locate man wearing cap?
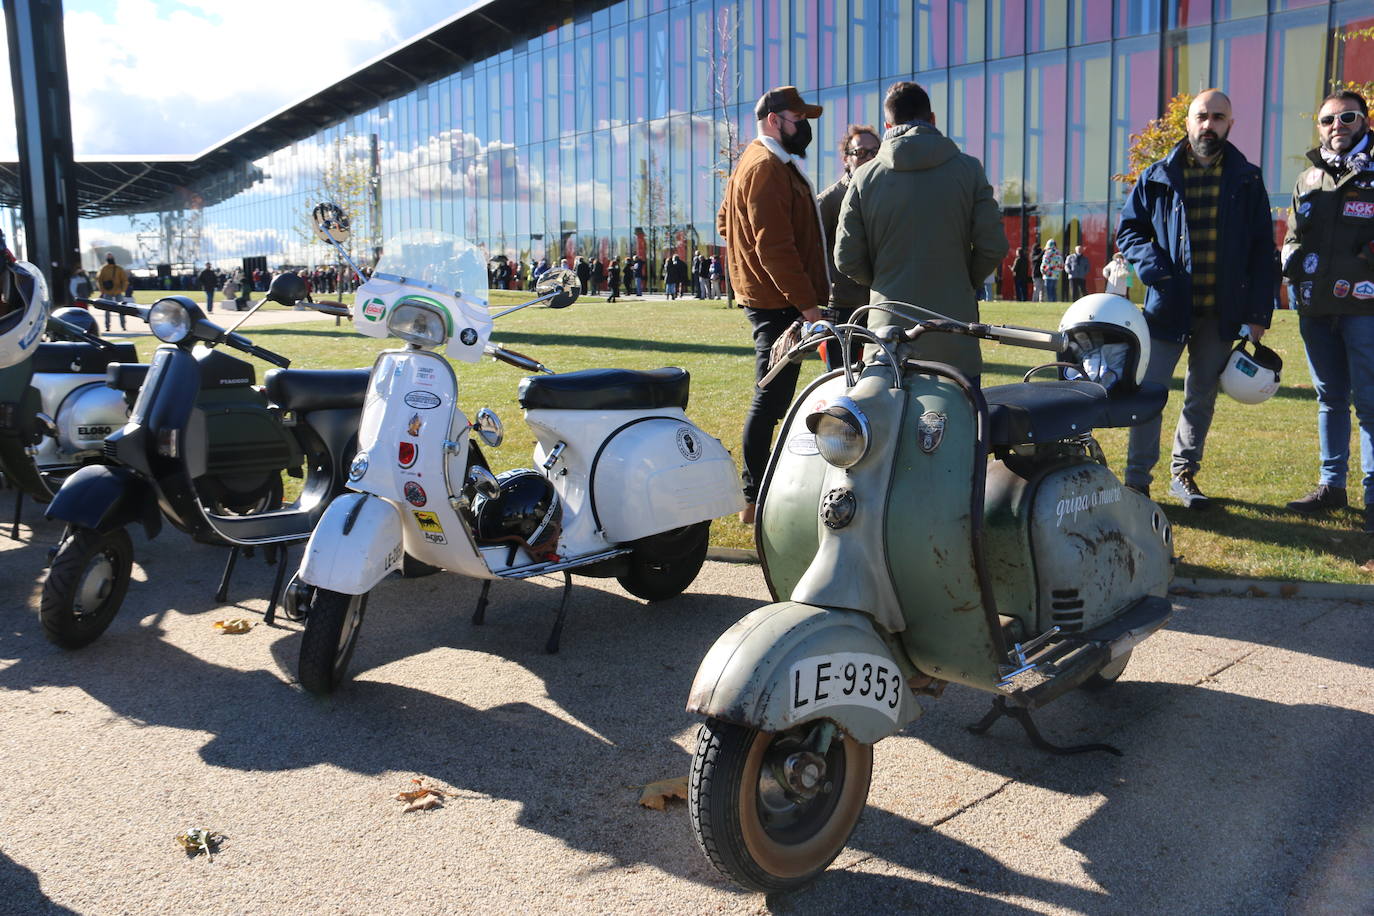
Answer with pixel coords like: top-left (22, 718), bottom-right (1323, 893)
top-left (717, 85), bottom-right (830, 526)
top-left (835, 81), bottom-right (1007, 378)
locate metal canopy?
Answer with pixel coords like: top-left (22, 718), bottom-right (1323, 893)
top-left (0, 0), bottom-right (599, 219)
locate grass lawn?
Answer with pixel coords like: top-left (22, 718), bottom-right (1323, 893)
top-left (123, 288), bottom-right (1374, 584)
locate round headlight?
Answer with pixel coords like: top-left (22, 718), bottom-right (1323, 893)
top-left (804, 397), bottom-right (871, 468)
top-left (148, 299), bottom-right (191, 343)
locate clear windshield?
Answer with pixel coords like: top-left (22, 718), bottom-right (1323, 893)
top-left (372, 229), bottom-right (489, 307)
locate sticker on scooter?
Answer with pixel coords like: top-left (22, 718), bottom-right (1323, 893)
top-left (412, 510), bottom-right (446, 545)
top-left (407, 413), bottom-right (423, 436)
top-left (459, 328), bottom-right (479, 346)
top-left (404, 390), bottom-right (441, 409)
top-left (398, 441), bottom-right (418, 468)
top-left (415, 365), bottom-right (436, 387)
top-left (787, 433), bottom-right (820, 456)
top-left (917, 411), bottom-right (946, 454)
top-left (1055, 486), bottom-right (1122, 526)
top-left (676, 427), bottom-right (702, 461)
top-left (404, 481), bottom-right (427, 507)
top-left (788, 653), bottom-right (902, 723)
top-left (362, 298), bottom-right (387, 321)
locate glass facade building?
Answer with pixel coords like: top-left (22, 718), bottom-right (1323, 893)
top-left (79, 0), bottom-right (1374, 294)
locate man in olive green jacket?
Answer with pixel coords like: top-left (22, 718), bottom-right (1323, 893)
top-left (835, 81), bottom-right (1007, 377)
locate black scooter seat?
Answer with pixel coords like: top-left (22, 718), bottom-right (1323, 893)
top-left (33, 341), bottom-right (138, 374)
top-left (518, 367), bottom-right (690, 411)
top-left (264, 368), bottom-right (371, 412)
top-left (983, 380), bottom-right (1166, 447)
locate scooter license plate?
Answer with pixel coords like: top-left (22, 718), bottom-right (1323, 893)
top-left (788, 653), bottom-right (903, 723)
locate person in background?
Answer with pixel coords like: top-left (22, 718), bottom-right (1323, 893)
top-left (198, 261), bottom-right (218, 313)
top-left (1115, 88), bottom-right (1276, 507)
top-left (1012, 247), bottom-right (1030, 301)
top-left (96, 253), bottom-right (128, 331)
top-left (1040, 239), bottom-right (1064, 301)
top-left (1031, 241), bottom-right (1045, 301)
top-left (68, 265), bottom-right (92, 306)
top-left (1103, 251), bottom-right (1132, 296)
top-left (591, 257), bottom-right (605, 297)
top-left (607, 258), bottom-right (621, 303)
top-left (1065, 244), bottom-right (1090, 300)
top-left (817, 123), bottom-right (880, 370)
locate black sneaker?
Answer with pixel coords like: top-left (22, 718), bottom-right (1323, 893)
top-left (1125, 482), bottom-right (1150, 499)
top-left (1287, 485), bottom-right (1347, 515)
top-left (1169, 472), bottom-right (1210, 510)
top-left (1364, 506), bottom-right (1374, 535)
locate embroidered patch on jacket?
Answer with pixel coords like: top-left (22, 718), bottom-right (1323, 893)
top-left (1353, 281), bottom-right (1374, 299)
top-left (1334, 279), bottom-right (1351, 298)
top-left (1304, 252), bottom-right (1319, 274)
top-left (1343, 199), bottom-right (1374, 219)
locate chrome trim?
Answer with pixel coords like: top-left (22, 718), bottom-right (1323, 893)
top-left (493, 546), bottom-right (632, 580)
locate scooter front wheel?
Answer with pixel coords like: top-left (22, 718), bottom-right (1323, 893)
top-left (40, 526), bottom-right (134, 649)
top-left (616, 521), bottom-right (709, 601)
top-left (297, 588), bottom-right (368, 694)
top-left (689, 717), bottom-right (872, 893)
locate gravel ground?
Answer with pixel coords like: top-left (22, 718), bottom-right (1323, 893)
top-left (1, 511), bottom-right (1371, 915)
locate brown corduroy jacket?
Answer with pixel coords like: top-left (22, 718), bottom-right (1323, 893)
top-left (716, 138), bottom-right (829, 311)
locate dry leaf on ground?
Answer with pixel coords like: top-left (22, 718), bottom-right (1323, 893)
top-left (1279, 584), bottom-right (1299, 598)
top-left (213, 619), bottom-right (254, 634)
top-left (396, 778), bottom-right (447, 812)
top-left (176, 827), bottom-right (226, 860)
top-left (637, 776), bottom-right (689, 811)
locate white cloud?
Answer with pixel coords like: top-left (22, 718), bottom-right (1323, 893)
top-left (0, 0), bottom-right (461, 157)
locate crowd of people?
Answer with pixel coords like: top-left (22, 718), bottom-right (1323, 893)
top-left (485, 252), bottom-right (727, 301)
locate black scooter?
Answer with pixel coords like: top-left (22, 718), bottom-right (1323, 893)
top-left (40, 287), bottom-right (369, 648)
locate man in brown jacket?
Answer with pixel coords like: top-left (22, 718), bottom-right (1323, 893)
top-left (717, 86), bottom-right (830, 524)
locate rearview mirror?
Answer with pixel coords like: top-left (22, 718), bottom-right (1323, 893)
top-left (312, 203), bottom-right (351, 244)
top-left (267, 272), bottom-right (308, 306)
top-left (534, 267), bottom-right (580, 309)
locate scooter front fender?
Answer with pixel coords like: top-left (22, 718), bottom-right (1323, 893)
top-left (44, 464), bottom-right (162, 538)
top-left (687, 601), bottom-right (922, 745)
top-left (297, 493), bottom-right (403, 595)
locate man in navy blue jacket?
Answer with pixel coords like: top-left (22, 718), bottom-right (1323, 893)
top-left (1115, 89), bottom-right (1276, 508)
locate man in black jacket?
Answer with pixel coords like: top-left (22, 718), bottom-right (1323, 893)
top-left (1115, 88), bottom-right (1276, 508)
top-left (197, 262), bottom-right (218, 313)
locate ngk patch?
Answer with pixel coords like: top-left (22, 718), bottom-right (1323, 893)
top-left (1343, 199), bottom-right (1374, 219)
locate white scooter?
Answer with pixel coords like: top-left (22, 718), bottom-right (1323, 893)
top-left (288, 206), bottom-right (744, 693)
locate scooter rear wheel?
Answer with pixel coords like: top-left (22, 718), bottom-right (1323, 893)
top-left (40, 526), bottom-right (134, 649)
top-left (616, 521), bottom-right (709, 601)
top-left (297, 588), bottom-right (368, 694)
top-left (689, 717), bottom-right (872, 892)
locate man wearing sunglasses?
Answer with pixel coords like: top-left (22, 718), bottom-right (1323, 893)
top-left (817, 124), bottom-right (881, 369)
top-left (718, 85), bottom-right (831, 525)
top-left (1116, 88), bottom-right (1276, 509)
top-left (1282, 90), bottom-right (1374, 532)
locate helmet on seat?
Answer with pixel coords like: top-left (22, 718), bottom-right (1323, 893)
top-left (0, 233), bottom-right (51, 369)
top-left (472, 468), bottom-right (562, 559)
top-left (1057, 293), bottom-right (1150, 391)
top-left (1220, 339), bottom-right (1282, 404)
top-left (48, 306), bottom-right (99, 340)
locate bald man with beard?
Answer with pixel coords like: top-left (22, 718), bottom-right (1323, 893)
top-left (1115, 88), bottom-right (1277, 509)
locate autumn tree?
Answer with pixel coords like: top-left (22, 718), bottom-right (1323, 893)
top-left (299, 138), bottom-right (376, 271)
top-left (1332, 26), bottom-right (1374, 101)
top-left (1112, 92), bottom-right (1192, 188)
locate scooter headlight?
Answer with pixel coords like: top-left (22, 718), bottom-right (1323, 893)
top-left (387, 301), bottom-right (448, 347)
top-left (805, 397), bottom-right (871, 468)
top-left (148, 299), bottom-right (192, 343)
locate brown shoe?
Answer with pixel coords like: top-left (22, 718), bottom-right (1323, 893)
top-left (1287, 485), bottom-right (1347, 515)
top-left (738, 503), bottom-right (756, 526)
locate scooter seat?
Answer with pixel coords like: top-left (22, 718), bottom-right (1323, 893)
top-left (105, 362), bottom-right (150, 392)
top-left (264, 368), bottom-right (371, 412)
top-left (983, 380), bottom-right (1168, 447)
top-left (518, 367), bottom-right (690, 411)
top-left (33, 341), bottom-right (138, 374)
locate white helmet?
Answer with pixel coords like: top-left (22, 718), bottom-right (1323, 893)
top-left (1220, 339), bottom-right (1282, 405)
top-left (0, 239), bottom-right (50, 369)
top-left (1057, 293), bottom-right (1150, 390)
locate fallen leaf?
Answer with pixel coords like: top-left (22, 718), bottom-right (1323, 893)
top-left (403, 794), bottom-right (443, 813)
top-left (176, 827), bottom-right (226, 860)
top-left (213, 619), bottom-right (254, 634)
top-left (1279, 585), bottom-right (1299, 598)
top-left (1245, 585), bottom-right (1268, 598)
top-left (395, 778), bottom-right (447, 812)
top-left (637, 776), bottom-right (689, 811)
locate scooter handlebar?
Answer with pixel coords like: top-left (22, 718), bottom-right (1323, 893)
top-left (981, 324), bottom-right (1062, 350)
top-left (484, 343), bottom-right (550, 374)
top-left (224, 331), bottom-right (292, 369)
top-left (77, 296), bottom-right (142, 317)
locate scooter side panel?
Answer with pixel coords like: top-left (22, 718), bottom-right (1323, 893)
top-left (687, 600), bottom-right (922, 745)
top-left (886, 375), bottom-right (1005, 691)
top-left (1027, 462), bottom-right (1173, 633)
top-left (980, 459), bottom-right (1040, 636)
top-left (297, 493), bottom-right (404, 595)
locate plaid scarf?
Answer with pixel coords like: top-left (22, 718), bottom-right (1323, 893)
top-left (1182, 148), bottom-right (1223, 318)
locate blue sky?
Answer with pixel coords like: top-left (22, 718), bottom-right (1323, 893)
top-left (1, 0), bottom-right (466, 157)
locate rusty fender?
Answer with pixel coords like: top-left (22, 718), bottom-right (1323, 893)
top-left (686, 601), bottom-right (923, 745)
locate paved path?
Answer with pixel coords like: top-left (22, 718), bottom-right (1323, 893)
top-left (0, 513), bottom-right (1370, 914)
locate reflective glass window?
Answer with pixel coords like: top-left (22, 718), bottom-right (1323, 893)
top-left (1112, 36), bottom-right (1161, 201)
top-left (763, 0), bottom-right (788, 89)
top-left (630, 18), bottom-right (649, 121)
top-left (1026, 50), bottom-right (1067, 205)
top-left (880, 0), bottom-right (914, 76)
top-left (691, 0), bottom-right (715, 112)
top-left (576, 42), bottom-right (594, 132)
top-left (850, 0), bottom-right (881, 82)
top-left (987, 58), bottom-right (1025, 206)
top-left (577, 133), bottom-right (594, 232)
top-left (948, 64), bottom-right (986, 161)
top-left (950, 0), bottom-right (986, 65)
top-left (1067, 42), bottom-right (1111, 203)
top-left (817, 0), bottom-right (848, 89)
top-left (1028, 0), bottom-right (1067, 51)
top-left (916, 69), bottom-right (950, 125)
top-left (1263, 8), bottom-right (1328, 196)
top-left (670, 5), bottom-right (690, 114)
top-left (613, 125), bottom-right (631, 228)
top-left (1163, 27), bottom-right (1211, 99)
top-left (1213, 0), bottom-right (1266, 20)
top-left (1214, 16), bottom-right (1267, 158)
top-left (611, 24), bottom-right (630, 126)
top-left (791, 0), bottom-right (817, 93)
top-left (594, 35), bottom-right (611, 129)
top-left (915, 0), bottom-right (949, 70)
top-left (1167, 0), bottom-right (1209, 28)
top-left (989, 0), bottom-right (1027, 60)
top-left (595, 130), bottom-right (612, 229)
top-left (1070, 0), bottom-right (1111, 44)
top-left (738, 0), bottom-right (764, 102)
top-left (1116, 0), bottom-right (1162, 38)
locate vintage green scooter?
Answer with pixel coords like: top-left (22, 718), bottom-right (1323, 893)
top-left (686, 295), bottom-right (1175, 891)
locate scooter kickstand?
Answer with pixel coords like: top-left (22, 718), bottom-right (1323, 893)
top-left (544, 572), bottom-right (574, 654)
top-left (968, 696), bottom-right (1122, 757)
top-left (471, 580), bottom-right (491, 625)
top-left (264, 545), bottom-right (290, 627)
top-left (215, 546), bottom-right (240, 603)
top-left (10, 488), bottom-right (22, 541)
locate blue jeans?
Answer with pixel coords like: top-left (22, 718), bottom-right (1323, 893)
top-left (1299, 314), bottom-right (1374, 505)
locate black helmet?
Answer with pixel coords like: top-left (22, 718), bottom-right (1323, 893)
top-left (472, 468), bottom-right (562, 559)
top-left (49, 306), bottom-right (99, 340)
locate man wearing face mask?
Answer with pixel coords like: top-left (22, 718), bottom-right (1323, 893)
top-left (1282, 90), bottom-right (1374, 531)
top-left (717, 86), bottom-right (830, 525)
top-left (1115, 88), bottom-right (1276, 508)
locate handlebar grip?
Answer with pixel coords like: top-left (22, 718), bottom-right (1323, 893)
top-left (225, 331), bottom-right (291, 368)
top-left (78, 297), bottom-right (141, 316)
top-left (484, 343), bottom-right (548, 373)
top-left (987, 325), bottom-right (1062, 350)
